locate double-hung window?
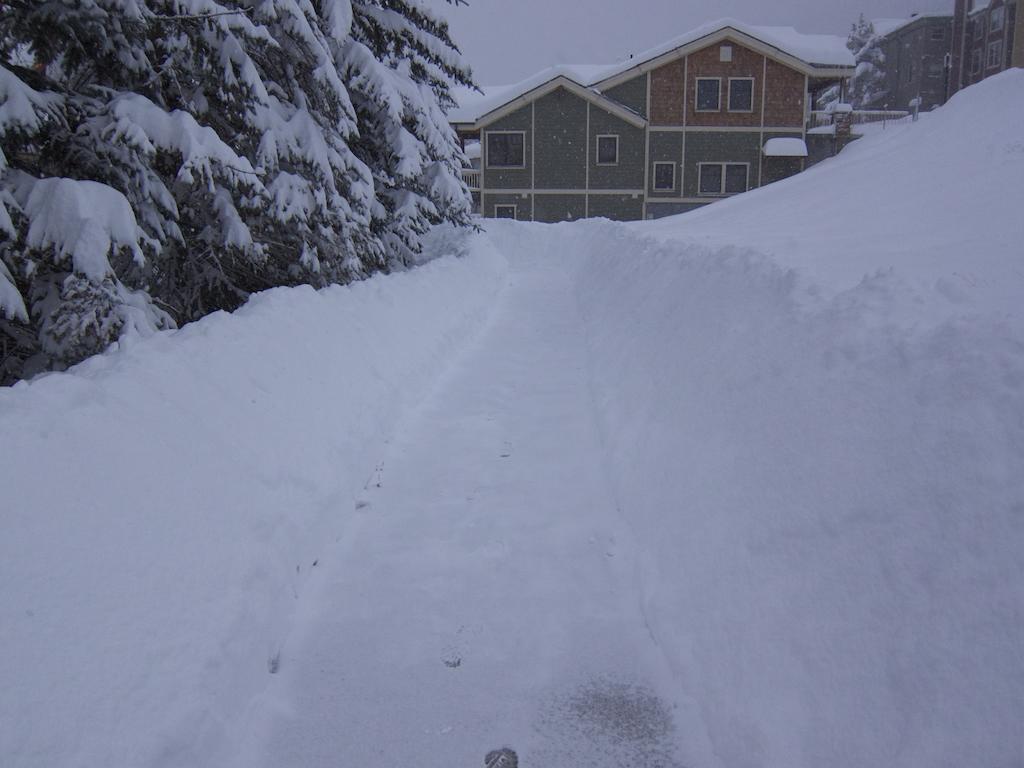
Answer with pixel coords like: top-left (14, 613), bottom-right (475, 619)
top-left (728, 78), bottom-right (754, 112)
top-left (987, 40), bottom-right (1003, 69)
top-left (698, 163), bottom-right (748, 196)
top-left (652, 162), bottom-right (676, 191)
top-left (991, 6), bottom-right (1005, 32)
top-left (494, 204), bottom-right (517, 219)
top-left (596, 135), bottom-right (619, 165)
top-left (695, 78), bottom-right (721, 112)
top-left (486, 132), bottom-right (525, 168)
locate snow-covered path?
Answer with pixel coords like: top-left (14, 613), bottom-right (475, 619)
top-left (247, 247), bottom-right (686, 767)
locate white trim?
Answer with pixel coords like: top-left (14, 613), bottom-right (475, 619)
top-left (592, 27), bottom-right (855, 91)
top-left (642, 73), bottom-right (651, 219)
top-left (646, 196), bottom-right (715, 205)
top-left (585, 103), bottom-right (591, 217)
top-left (595, 133), bottom-right (620, 166)
top-left (697, 161), bottom-right (750, 196)
top-left (494, 203), bottom-right (518, 219)
top-left (727, 77), bottom-right (756, 112)
top-left (485, 130), bottom-right (527, 169)
top-left (681, 54), bottom-right (688, 199)
top-left (649, 125), bottom-right (805, 133)
top-left (485, 188), bottom-right (646, 196)
top-left (652, 161), bottom-right (677, 191)
top-left (695, 77), bottom-right (722, 112)
top-left (530, 103), bottom-right (535, 220)
top-left (472, 75), bottom-right (647, 130)
top-left (758, 56), bottom-right (767, 188)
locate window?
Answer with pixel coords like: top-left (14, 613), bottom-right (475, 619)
top-left (486, 131), bottom-right (525, 168)
top-left (930, 26), bottom-right (946, 41)
top-left (494, 204), bottom-right (517, 219)
top-left (652, 162), bottom-right (676, 191)
top-left (719, 45), bottom-right (733, 62)
top-left (926, 59), bottom-right (944, 78)
top-left (974, 17), bottom-right (985, 40)
top-left (971, 48), bottom-right (983, 74)
top-left (596, 134), bottom-right (619, 165)
top-left (695, 78), bottom-right (721, 112)
top-left (698, 163), bottom-right (748, 196)
top-left (728, 78), bottom-right (754, 112)
top-left (905, 61), bottom-right (915, 83)
top-left (991, 6), bottom-right (1005, 32)
top-left (987, 40), bottom-right (1003, 68)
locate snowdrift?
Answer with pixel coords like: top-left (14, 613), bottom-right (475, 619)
top-left (0, 242), bottom-right (507, 766)
top-left (562, 71), bottom-right (1021, 768)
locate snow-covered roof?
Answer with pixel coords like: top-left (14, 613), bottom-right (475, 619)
top-left (591, 18), bottom-right (855, 86)
top-left (449, 19), bottom-right (854, 127)
top-left (763, 137), bottom-right (809, 157)
top-left (872, 12), bottom-right (953, 38)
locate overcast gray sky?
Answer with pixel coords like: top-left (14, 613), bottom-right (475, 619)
top-left (428, 0), bottom-right (953, 84)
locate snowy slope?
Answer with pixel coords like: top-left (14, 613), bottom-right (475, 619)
top-left (0, 241), bottom-right (507, 767)
top-left (2, 69), bottom-right (1021, 768)
top-left (635, 70), bottom-right (1024, 327)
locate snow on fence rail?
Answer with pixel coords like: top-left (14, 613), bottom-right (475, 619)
top-left (810, 109), bottom-right (911, 128)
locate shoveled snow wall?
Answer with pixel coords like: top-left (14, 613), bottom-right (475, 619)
top-left (569, 222), bottom-right (1023, 768)
top-left (552, 72), bottom-right (1024, 768)
top-left (0, 240), bottom-right (507, 768)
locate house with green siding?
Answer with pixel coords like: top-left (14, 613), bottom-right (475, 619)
top-left (450, 19), bottom-right (855, 222)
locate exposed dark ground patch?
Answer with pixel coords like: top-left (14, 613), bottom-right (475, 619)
top-left (529, 677), bottom-right (684, 767)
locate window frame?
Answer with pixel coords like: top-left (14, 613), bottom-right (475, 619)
top-left (987, 39), bottom-right (1003, 69)
top-left (974, 17), bottom-right (985, 40)
top-left (697, 162), bottom-right (750, 197)
top-left (595, 134), bottom-right (620, 166)
top-left (485, 130), bottom-right (527, 169)
top-left (493, 204), bottom-right (517, 220)
top-left (971, 48), bottom-right (983, 74)
top-left (652, 161), bottom-right (676, 191)
top-left (695, 77), bottom-right (722, 112)
top-left (990, 6), bottom-right (1005, 32)
top-left (727, 77), bottom-right (755, 113)
top-left (930, 26), bottom-right (946, 41)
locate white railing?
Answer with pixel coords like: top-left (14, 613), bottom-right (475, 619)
top-left (809, 109), bottom-right (911, 128)
top-left (460, 168), bottom-right (480, 190)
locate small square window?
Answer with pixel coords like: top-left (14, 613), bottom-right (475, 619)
top-left (653, 162), bottom-right (675, 191)
top-left (696, 78), bottom-right (721, 111)
top-left (494, 204), bottom-right (517, 219)
top-left (486, 132), bottom-right (525, 168)
top-left (596, 135), bottom-right (619, 165)
top-left (698, 164), bottom-right (722, 195)
top-left (724, 164), bottom-right (748, 194)
top-left (720, 45), bottom-right (733, 62)
top-left (728, 78), bottom-right (754, 112)
top-left (926, 59), bottom-right (943, 78)
top-left (930, 26), bottom-right (946, 41)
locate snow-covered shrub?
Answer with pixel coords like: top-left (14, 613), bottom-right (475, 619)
top-left (846, 15), bottom-right (887, 109)
top-left (0, 0), bottom-right (474, 382)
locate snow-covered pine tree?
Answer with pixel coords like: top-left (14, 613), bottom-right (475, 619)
top-left (846, 14), bottom-right (887, 109)
top-left (341, 0), bottom-right (475, 267)
top-left (1, 1), bottom-right (474, 383)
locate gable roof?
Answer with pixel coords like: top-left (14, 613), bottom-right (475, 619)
top-left (450, 19), bottom-right (855, 128)
top-left (451, 71), bottom-right (647, 130)
top-left (590, 19), bottom-right (855, 90)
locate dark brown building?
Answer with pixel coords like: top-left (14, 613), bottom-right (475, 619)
top-left (951, 0), bottom-right (1021, 94)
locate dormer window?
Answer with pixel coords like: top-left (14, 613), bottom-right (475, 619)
top-left (720, 45), bottom-right (733, 62)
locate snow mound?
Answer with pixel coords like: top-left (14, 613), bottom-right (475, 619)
top-left (636, 69), bottom-right (1024, 328)
top-left (0, 241), bottom-right (507, 767)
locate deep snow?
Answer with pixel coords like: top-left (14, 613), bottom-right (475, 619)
top-left (2, 71), bottom-right (1023, 768)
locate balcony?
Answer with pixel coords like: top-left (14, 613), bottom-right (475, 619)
top-left (460, 168), bottom-right (480, 191)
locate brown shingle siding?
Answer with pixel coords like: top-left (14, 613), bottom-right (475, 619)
top-left (685, 42), bottom-right (765, 127)
top-left (650, 60), bottom-right (685, 125)
top-left (763, 59), bottom-right (805, 126)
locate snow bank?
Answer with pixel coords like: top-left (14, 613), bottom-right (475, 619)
top-left (636, 69), bottom-right (1024, 327)
top-left (481, 71), bottom-right (1024, 768)
top-left (0, 239), bottom-right (507, 767)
